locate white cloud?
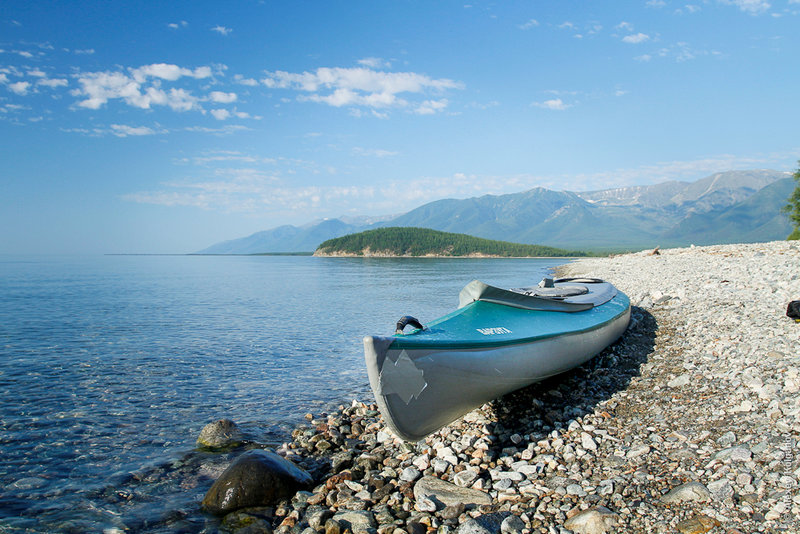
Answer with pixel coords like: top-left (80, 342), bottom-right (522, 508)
top-left (73, 64), bottom-right (211, 111)
top-left (646, 0), bottom-right (667, 7)
top-left (8, 81), bottom-right (30, 95)
top-left (168, 21), bottom-right (188, 29)
top-left (110, 124), bottom-right (162, 137)
top-left (519, 18), bottom-right (540, 29)
top-left (358, 57), bottom-right (391, 69)
top-left (622, 33), bottom-right (650, 43)
top-left (211, 25), bottom-right (232, 35)
top-left (719, 0), bottom-right (771, 13)
top-left (234, 74), bottom-right (259, 86)
top-left (211, 108), bottom-right (231, 120)
top-left (37, 77), bottom-right (68, 88)
top-left (352, 147), bottom-right (399, 158)
top-left (184, 124), bottom-right (251, 135)
top-left (122, 151), bottom-right (797, 221)
top-left (131, 63), bottom-right (211, 82)
top-left (616, 21), bottom-right (634, 31)
top-left (647, 42), bottom-right (711, 62)
top-left (415, 99), bottom-right (449, 115)
top-left (125, 179), bottom-right (372, 214)
top-left (209, 91), bottom-right (237, 103)
top-left (262, 66), bottom-right (463, 115)
top-left (74, 49), bottom-right (95, 55)
top-left (533, 98), bottom-right (569, 110)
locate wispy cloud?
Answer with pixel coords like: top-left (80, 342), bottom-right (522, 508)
top-left (58, 123), bottom-right (168, 137)
top-left (168, 21), bottom-right (188, 29)
top-left (261, 65), bottom-right (463, 116)
top-left (36, 77), bottom-right (68, 88)
top-left (121, 151), bottom-right (796, 221)
top-left (533, 98), bottom-right (570, 110)
top-left (622, 32), bottom-right (650, 44)
top-left (234, 74), bottom-right (259, 86)
top-left (519, 19), bottom-right (540, 30)
top-left (210, 108), bottom-right (257, 120)
top-left (110, 124), bottom-right (164, 137)
top-left (719, 0), bottom-right (771, 14)
top-left (653, 42), bottom-right (719, 62)
top-left (184, 124), bottom-right (251, 135)
top-left (415, 98), bottom-right (449, 115)
top-left (183, 150), bottom-right (273, 166)
top-left (357, 57), bottom-right (391, 69)
top-left (211, 25), bottom-right (232, 35)
top-left (352, 147), bottom-right (399, 158)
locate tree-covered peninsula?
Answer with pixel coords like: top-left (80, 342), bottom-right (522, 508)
top-left (314, 227), bottom-right (590, 257)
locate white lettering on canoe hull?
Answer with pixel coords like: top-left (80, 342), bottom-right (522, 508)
top-left (476, 327), bottom-right (512, 335)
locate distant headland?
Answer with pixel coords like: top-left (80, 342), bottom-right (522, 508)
top-left (313, 227), bottom-right (591, 258)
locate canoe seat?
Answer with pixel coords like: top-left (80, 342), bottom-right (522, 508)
top-left (513, 285), bottom-right (589, 299)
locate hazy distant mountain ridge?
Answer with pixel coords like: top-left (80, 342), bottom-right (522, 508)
top-left (197, 169), bottom-right (794, 253)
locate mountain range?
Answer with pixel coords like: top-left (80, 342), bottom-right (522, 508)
top-left (197, 169), bottom-right (795, 254)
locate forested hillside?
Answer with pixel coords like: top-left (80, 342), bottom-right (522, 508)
top-left (314, 227), bottom-right (589, 257)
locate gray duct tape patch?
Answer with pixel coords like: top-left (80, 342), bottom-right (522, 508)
top-left (378, 350), bottom-right (427, 404)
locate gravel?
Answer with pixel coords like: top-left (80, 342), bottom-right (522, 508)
top-left (211, 240), bottom-right (800, 534)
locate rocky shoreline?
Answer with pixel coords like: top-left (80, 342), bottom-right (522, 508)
top-left (205, 241), bottom-right (800, 534)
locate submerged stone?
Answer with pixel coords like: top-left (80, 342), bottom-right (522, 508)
top-left (197, 419), bottom-right (244, 449)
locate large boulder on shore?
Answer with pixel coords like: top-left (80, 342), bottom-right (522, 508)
top-left (201, 449), bottom-right (313, 515)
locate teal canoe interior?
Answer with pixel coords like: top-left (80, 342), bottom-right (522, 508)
top-left (389, 292), bottom-right (631, 350)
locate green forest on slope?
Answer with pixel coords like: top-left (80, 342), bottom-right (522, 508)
top-left (314, 227), bottom-right (590, 257)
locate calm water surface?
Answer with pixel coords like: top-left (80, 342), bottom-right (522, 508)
top-left (0, 255), bottom-right (567, 532)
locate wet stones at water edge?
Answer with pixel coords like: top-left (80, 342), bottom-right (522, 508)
top-left (198, 242), bottom-right (799, 532)
top-left (197, 418), bottom-right (245, 449)
top-left (202, 449), bottom-right (313, 515)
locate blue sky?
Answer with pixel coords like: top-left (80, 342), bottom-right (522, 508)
top-left (2, 1), bottom-right (798, 254)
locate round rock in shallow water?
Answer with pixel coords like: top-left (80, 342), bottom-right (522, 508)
top-left (197, 419), bottom-right (244, 449)
top-left (202, 449), bottom-right (313, 515)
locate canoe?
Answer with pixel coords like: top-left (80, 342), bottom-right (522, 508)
top-left (364, 278), bottom-right (631, 441)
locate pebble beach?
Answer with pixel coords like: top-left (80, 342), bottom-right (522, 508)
top-left (210, 240), bottom-right (800, 534)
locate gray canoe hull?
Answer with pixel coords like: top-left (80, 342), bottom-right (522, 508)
top-left (364, 304), bottom-right (631, 442)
